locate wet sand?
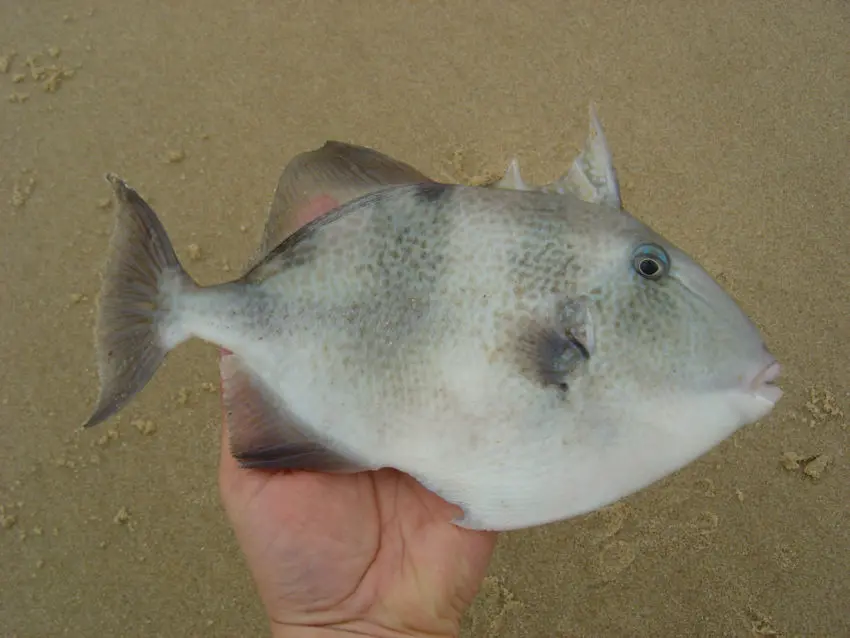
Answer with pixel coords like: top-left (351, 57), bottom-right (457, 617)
top-left (1, 1), bottom-right (848, 636)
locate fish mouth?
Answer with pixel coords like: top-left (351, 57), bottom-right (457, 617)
top-left (748, 360), bottom-right (783, 404)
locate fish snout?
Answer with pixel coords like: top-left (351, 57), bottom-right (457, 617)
top-left (746, 348), bottom-right (782, 404)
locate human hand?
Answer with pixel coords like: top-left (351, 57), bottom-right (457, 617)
top-left (216, 194), bottom-right (498, 638)
top-left (218, 416), bottom-right (497, 637)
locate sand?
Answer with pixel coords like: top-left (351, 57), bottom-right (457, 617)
top-left (1, 1), bottom-right (848, 636)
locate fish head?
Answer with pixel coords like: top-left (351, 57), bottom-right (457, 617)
top-left (555, 206), bottom-right (782, 462)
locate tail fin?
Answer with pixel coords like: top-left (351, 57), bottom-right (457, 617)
top-left (82, 174), bottom-right (195, 428)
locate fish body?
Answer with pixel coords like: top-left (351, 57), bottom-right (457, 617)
top-left (82, 110), bottom-right (781, 532)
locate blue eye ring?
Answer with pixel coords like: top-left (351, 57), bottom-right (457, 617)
top-left (632, 243), bottom-right (670, 280)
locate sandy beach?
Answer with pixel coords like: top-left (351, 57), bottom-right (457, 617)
top-left (1, 1), bottom-right (848, 636)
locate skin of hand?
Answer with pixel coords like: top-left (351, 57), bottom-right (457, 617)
top-left (216, 194), bottom-right (499, 638)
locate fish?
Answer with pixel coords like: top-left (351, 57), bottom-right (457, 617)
top-left (81, 106), bottom-right (782, 532)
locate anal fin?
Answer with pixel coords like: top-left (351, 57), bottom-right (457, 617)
top-left (220, 353), bottom-right (368, 473)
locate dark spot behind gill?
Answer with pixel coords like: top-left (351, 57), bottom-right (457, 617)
top-left (536, 327), bottom-right (592, 389)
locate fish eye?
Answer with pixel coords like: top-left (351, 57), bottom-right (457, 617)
top-left (632, 243), bottom-right (670, 280)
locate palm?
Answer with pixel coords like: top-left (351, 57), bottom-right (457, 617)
top-left (218, 408), bottom-right (497, 637)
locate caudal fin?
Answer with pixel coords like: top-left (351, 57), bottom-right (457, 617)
top-left (82, 174), bottom-right (194, 428)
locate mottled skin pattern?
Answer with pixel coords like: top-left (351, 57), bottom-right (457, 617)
top-left (175, 183), bottom-right (777, 530)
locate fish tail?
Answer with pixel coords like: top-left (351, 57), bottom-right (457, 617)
top-left (82, 173), bottom-right (197, 428)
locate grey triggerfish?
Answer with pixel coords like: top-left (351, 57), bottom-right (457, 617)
top-left (82, 106), bottom-right (782, 531)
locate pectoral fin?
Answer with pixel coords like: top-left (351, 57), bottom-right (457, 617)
top-left (517, 298), bottom-right (595, 389)
top-left (220, 353), bottom-right (369, 473)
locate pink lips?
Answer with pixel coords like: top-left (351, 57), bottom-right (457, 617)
top-left (749, 360), bottom-right (783, 403)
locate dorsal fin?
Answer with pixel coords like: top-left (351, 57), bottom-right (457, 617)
top-left (541, 103), bottom-right (622, 209)
top-left (492, 157), bottom-right (530, 190)
top-left (489, 103), bottom-right (623, 210)
top-left (257, 141), bottom-right (434, 259)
